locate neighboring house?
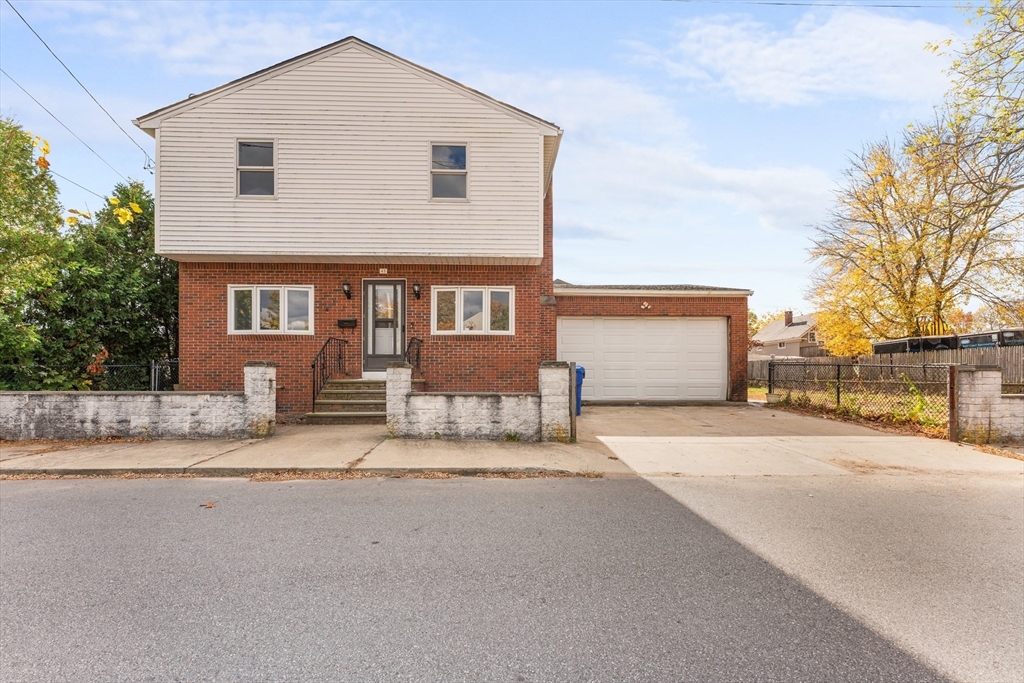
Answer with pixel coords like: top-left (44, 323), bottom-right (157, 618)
top-left (133, 37), bottom-right (752, 417)
top-left (750, 311), bottom-right (823, 358)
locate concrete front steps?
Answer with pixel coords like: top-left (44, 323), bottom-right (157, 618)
top-left (304, 378), bottom-right (424, 425)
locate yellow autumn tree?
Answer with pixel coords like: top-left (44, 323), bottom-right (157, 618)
top-left (813, 1), bottom-right (1024, 353)
top-left (809, 111), bottom-right (1024, 354)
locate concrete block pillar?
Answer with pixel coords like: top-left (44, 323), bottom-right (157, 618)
top-left (386, 361), bottom-right (413, 438)
top-left (539, 361), bottom-right (571, 442)
top-left (955, 365), bottom-right (1015, 444)
top-left (243, 361), bottom-right (277, 438)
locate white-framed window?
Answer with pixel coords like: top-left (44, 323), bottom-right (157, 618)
top-left (778, 342), bottom-right (786, 349)
top-left (432, 286), bottom-right (513, 335)
top-left (430, 143), bottom-right (467, 200)
top-left (237, 140), bottom-right (275, 197)
top-left (808, 331), bottom-right (817, 343)
top-left (228, 285), bottom-right (313, 334)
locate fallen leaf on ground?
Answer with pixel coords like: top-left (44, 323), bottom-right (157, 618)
top-left (200, 501), bottom-right (216, 509)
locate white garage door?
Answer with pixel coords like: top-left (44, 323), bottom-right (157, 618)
top-left (557, 317), bottom-right (729, 401)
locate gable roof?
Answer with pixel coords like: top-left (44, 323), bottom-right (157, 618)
top-left (133, 36), bottom-right (562, 137)
top-left (753, 314), bottom-right (818, 344)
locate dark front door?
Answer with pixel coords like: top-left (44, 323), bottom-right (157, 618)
top-left (363, 280), bottom-right (405, 372)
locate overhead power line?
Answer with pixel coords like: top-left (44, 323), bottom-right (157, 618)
top-left (4, 0), bottom-right (153, 170)
top-left (1, 68), bottom-right (128, 182)
top-left (50, 171), bottom-right (106, 201)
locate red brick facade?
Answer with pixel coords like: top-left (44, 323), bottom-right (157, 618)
top-left (177, 192), bottom-right (557, 415)
top-left (176, 187), bottom-right (748, 414)
top-left (553, 295), bottom-right (749, 402)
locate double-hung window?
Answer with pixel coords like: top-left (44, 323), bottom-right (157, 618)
top-left (430, 144), bottom-right (467, 200)
top-left (237, 141), bottom-right (275, 196)
top-left (432, 286), bottom-right (513, 335)
top-left (229, 285), bottom-right (313, 334)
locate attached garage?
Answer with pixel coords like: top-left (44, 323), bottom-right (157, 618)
top-left (557, 317), bottom-right (728, 400)
top-left (553, 282), bottom-right (752, 403)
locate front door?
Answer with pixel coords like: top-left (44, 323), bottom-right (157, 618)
top-left (363, 280), bottom-right (405, 372)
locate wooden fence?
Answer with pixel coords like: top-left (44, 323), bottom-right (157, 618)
top-left (750, 346), bottom-right (1024, 387)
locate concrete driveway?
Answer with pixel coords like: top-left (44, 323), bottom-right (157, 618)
top-left (580, 404), bottom-right (1024, 683)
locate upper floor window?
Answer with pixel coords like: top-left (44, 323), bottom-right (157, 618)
top-left (808, 331), bottom-right (817, 343)
top-left (229, 285), bottom-right (313, 334)
top-left (238, 141), bottom-right (274, 196)
top-left (778, 342), bottom-right (786, 349)
top-left (431, 144), bottom-right (467, 200)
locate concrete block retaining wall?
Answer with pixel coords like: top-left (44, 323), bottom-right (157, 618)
top-left (386, 361), bottom-right (572, 442)
top-left (0, 362), bottom-right (276, 441)
top-left (953, 366), bottom-right (1024, 443)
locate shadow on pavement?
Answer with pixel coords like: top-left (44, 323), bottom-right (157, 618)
top-left (0, 477), bottom-right (947, 682)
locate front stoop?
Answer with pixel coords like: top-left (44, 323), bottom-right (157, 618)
top-left (304, 378), bottom-right (423, 425)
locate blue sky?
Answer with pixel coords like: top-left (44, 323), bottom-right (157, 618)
top-left (0, 0), bottom-right (969, 312)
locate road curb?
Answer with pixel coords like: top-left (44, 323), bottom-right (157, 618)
top-left (0, 466), bottom-right (614, 478)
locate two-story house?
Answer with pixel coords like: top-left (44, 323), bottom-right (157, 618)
top-left (134, 38), bottom-right (751, 418)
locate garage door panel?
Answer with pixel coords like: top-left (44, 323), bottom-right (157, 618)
top-left (603, 385), bottom-right (638, 399)
top-left (687, 369), bottom-right (724, 381)
top-left (684, 356), bottom-right (724, 366)
top-left (558, 316), bottom-right (728, 401)
top-left (686, 318), bottom-right (724, 331)
top-left (561, 335), bottom-right (596, 347)
top-left (561, 318), bottom-right (596, 330)
top-left (603, 335), bottom-right (638, 346)
top-left (601, 352), bottom-right (636, 363)
top-left (685, 385), bottom-right (726, 400)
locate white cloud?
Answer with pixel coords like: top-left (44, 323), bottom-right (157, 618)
top-left (461, 69), bottom-right (831, 237)
top-left (632, 9), bottom-right (954, 106)
top-left (463, 69), bottom-right (694, 143)
top-left (37, 0), bottom-right (434, 78)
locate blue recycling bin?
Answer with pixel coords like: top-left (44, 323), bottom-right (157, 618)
top-left (575, 365), bottom-right (585, 416)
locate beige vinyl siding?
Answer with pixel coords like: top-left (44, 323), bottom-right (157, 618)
top-left (156, 46), bottom-right (545, 263)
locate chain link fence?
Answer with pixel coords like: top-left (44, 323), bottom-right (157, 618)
top-left (0, 360), bottom-right (179, 392)
top-left (764, 361), bottom-right (950, 427)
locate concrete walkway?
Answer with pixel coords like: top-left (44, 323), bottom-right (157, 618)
top-left (0, 423), bottom-right (632, 477)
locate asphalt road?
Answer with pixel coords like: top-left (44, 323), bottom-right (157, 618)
top-left (0, 476), bottom-right (992, 682)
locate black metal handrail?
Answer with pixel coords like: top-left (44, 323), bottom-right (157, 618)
top-left (405, 337), bottom-right (423, 371)
top-left (311, 338), bottom-right (348, 409)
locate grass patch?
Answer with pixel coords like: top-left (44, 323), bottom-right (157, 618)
top-left (765, 399), bottom-right (948, 439)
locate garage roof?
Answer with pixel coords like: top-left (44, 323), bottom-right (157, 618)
top-left (553, 280), bottom-right (752, 297)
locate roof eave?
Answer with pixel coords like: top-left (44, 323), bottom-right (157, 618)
top-left (543, 131), bottom-right (562, 197)
top-left (553, 287), bottom-right (753, 298)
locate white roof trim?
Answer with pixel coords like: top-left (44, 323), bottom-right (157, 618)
top-left (554, 287), bottom-right (753, 298)
top-left (133, 37), bottom-right (562, 137)
top-left (543, 131), bottom-right (562, 197)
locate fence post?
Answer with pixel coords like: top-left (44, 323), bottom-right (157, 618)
top-left (569, 361), bottom-right (577, 442)
top-left (947, 365), bottom-right (958, 442)
top-left (150, 361), bottom-right (157, 391)
top-left (768, 361), bottom-right (774, 395)
top-left (836, 363), bottom-right (841, 408)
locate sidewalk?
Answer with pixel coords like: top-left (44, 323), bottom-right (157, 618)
top-left (0, 424), bottom-right (634, 477)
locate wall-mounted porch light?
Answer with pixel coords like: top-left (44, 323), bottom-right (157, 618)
top-left (343, 282), bottom-right (352, 299)
top-left (412, 283), bottom-right (421, 299)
